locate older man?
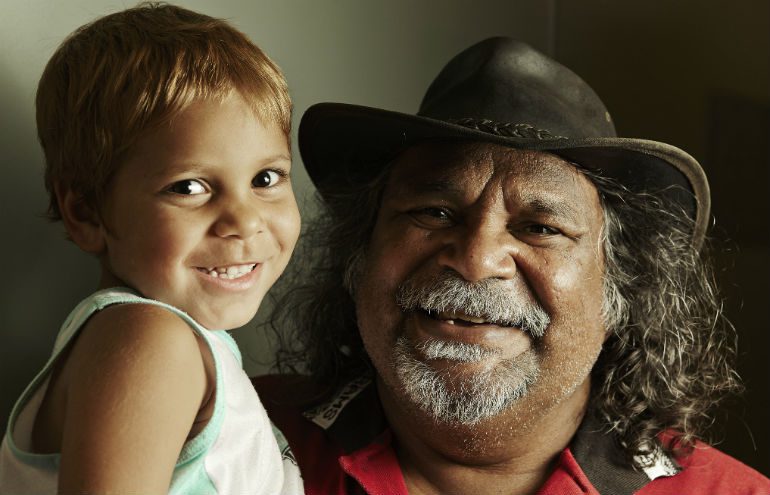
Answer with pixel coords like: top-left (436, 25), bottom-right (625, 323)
top-left (256, 38), bottom-right (770, 494)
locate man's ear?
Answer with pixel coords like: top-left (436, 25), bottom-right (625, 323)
top-left (56, 184), bottom-right (106, 255)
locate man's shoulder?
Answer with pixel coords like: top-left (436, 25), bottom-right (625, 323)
top-left (639, 441), bottom-right (770, 494)
top-left (252, 374), bottom-right (328, 439)
top-left (253, 374), bottom-right (320, 405)
top-left (253, 373), bottom-right (381, 442)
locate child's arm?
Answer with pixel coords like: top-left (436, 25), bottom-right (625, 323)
top-left (56, 303), bottom-right (210, 494)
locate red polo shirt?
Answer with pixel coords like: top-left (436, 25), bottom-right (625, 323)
top-left (256, 375), bottom-right (770, 495)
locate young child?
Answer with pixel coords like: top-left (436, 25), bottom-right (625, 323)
top-left (0, 4), bottom-right (302, 494)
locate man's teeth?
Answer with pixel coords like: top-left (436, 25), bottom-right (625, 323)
top-left (436, 311), bottom-right (487, 324)
top-left (200, 264), bottom-right (256, 280)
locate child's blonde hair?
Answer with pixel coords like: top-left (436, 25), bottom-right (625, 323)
top-left (37, 2), bottom-right (292, 220)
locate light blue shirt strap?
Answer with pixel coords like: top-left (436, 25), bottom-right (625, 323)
top-left (53, 287), bottom-right (145, 354)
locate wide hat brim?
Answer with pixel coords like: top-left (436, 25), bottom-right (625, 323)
top-left (299, 102), bottom-right (710, 248)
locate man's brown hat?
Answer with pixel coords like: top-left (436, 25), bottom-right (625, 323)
top-left (299, 37), bottom-right (709, 247)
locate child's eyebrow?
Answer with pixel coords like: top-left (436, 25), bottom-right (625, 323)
top-left (149, 153), bottom-right (292, 178)
top-left (260, 153), bottom-right (292, 165)
top-left (147, 162), bottom-right (209, 179)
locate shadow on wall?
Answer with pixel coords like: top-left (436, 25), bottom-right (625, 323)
top-left (553, 0), bottom-right (770, 474)
top-left (708, 93), bottom-right (770, 476)
top-left (0, 63), bottom-right (98, 430)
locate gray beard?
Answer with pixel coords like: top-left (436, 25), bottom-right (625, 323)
top-left (388, 270), bottom-right (547, 425)
top-left (393, 335), bottom-right (540, 425)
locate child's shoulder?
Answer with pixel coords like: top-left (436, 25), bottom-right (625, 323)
top-left (79, 302), bottom-right (203, 358)
top-left (66, 300), bottom-right (209, 391)
top-left (30, 299), bottom-right (211, 459)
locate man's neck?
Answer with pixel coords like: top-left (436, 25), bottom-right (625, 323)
top-left (379, 377), bottom-right (590, 495)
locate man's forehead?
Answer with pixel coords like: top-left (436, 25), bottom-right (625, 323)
top-left (387, 141), bottom-right (587, 191)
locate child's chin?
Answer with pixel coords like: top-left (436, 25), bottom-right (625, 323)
top-left (194, 307), bottom-right (259, 331)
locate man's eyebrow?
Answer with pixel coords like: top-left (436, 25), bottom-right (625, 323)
top-left (402, 177), bottom-right (463, 195)
top-left (524, 197), bottom-right (579, 221)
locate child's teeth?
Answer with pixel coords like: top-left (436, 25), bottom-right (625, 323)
top-left (202, 264), bottom-right (255, 280)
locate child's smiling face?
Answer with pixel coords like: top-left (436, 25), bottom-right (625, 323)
top-left (97, 91), bottom-right (300, 329)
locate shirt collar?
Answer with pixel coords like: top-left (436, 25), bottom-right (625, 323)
top-left (303, 375), bottom-right (680, 494)
top-left (570, 411), bottom-right (680, 493)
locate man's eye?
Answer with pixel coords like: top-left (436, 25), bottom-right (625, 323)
top-left (409, 207), bottom-right (454, 226)
top-left (424, 208), bottom-right (450, 220)
top-left (252, 170), bottom-right (284, 188)
top-left (413, 207), bottom-right (452, 219)
top-left (525, 224), bottom-right (559, 235)
top-left (167, 179), bottom-right (207, 195)
top-left (420, 207), bottom-right (449, 218)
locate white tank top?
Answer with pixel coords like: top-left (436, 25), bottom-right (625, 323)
top-left (0, 287), bottom-right (303, 494)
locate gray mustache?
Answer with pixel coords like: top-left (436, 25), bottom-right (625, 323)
top-left (395, 271), bottom-right (550, 338)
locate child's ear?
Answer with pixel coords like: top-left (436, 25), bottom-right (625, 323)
top-left (56, 184), bottom-right (106, 255)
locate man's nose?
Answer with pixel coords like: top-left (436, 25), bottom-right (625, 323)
top-left (212, 194), bottom-right (264, 239)
top-left (435, 222), bottom-right (517, 282)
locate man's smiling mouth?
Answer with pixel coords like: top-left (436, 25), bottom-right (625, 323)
top-left (421, 309), bottom-right (512, 327)
top-left (196, 263), bottom-right (256, 280)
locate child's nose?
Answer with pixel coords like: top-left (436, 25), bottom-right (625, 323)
top-left (212, 197), bottom-right (264, 239)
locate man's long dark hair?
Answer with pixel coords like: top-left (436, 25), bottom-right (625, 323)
top-left (272, 150), bottom-right (741, 467)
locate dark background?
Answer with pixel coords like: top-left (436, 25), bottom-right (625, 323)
top-left (554, 1), bottom-right (769, 474)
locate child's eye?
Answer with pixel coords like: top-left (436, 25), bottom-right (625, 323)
top-left (166, 179), bottom-right (207, 195)
top-left (252, 169), bottom-right (285, 188)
